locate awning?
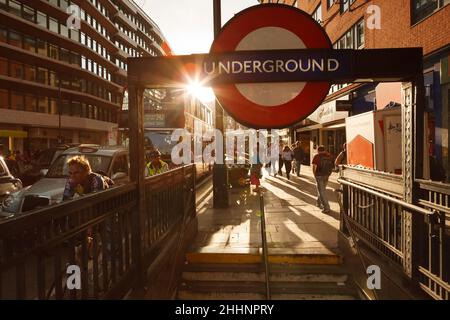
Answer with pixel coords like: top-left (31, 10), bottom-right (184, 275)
top-left (0, 130), bottom-right (28, 138)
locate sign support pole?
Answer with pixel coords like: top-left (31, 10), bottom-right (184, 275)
top-left (213, 0), bottom-right (229, 208)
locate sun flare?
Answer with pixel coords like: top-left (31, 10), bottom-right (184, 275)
top-left (186, 80), bottom-right (215, 103)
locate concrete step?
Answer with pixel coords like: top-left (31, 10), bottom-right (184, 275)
top-left (177, 280), bottom-right (358, 300)
top-left (185, 251), bottom-right (342, 265)
top-left (182, 263), bottom-right (349, 283)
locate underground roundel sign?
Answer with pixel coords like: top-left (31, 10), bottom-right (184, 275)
top-left (210, 4), bottom-right (332, 129)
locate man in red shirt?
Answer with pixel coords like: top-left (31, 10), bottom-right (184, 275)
top-left (311, 145), bottom-right (333, 213)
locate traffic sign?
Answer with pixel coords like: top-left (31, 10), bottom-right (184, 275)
top-left (210, 4), bottom-right (332, 129)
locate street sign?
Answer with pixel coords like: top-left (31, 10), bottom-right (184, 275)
top-left (335, 100), bottom-right (353, 111)
top-left (210, 4), bottom-right (332, 128)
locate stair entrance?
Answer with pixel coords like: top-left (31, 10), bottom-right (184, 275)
top-left (177, 181), bottom-right (363, 300)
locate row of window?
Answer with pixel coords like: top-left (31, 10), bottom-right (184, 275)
top-left (0, 0), bottom-right (158, 74)
top-left (46, 0), bottom-right (111, 39)
top-left (0, 26), bottom-right (116, 88)
top-left (325, 0), bottom-right (356, 12)
top-left (0, 57), bottom-right (118, 104)
top-left (330, 19), bottom-right (364, 93)
top-left (0, 1), bottom-right (117, 74)
top-left (0, 88), bottom-right (117, 123)
top-left (111, 0), bottom-right (157, 43)
top-left (333, 19), bottom-right (364, 50)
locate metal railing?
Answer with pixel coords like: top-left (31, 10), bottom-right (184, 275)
top-left (338, 166), bottom-right (449, 300)
top-left (0, 164), bottom-right (196, 299)
top-left (258, 191), bottom-right (270, 300)
top-left (417, 180), bottom-right (449, 300)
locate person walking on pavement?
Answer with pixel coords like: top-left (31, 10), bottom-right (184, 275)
top-left (292, 141), bottom-right (304, 177)
top-left (312, 145), bottom-right (334, 213)
top-left (145, 149), bottom-right (169, 177)
top-left (281, 145), bottom-right (294, 180)
top-left (250, 143), bottom-right (263, 193)
top-left (277, 141), bottom-right (284, 176)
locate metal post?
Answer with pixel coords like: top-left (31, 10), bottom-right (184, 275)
top-left (213, 0), bottom-right (229, 208)
top-left (58, 74), bottom-right (62, 144)
top-left (128, 83), bottom-right (146, 289)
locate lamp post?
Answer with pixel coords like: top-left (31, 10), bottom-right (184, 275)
top-left (212, 0), bottom-right (229, 208)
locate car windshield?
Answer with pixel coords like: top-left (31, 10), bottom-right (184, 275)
top-left (145, 131), bottom-right (178, 156)
top-left (46, 154), bottom-right (111, 178)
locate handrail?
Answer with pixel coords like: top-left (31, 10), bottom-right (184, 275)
top-left (338, 178), bottom-right (434, 216)
top-left (259, 191), bottom-right (271, 300)
top-left (335, 189), bottom-right (378, 300)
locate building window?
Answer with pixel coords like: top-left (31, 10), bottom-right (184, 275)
top-left (37, 39), bottom-right (46, 56)
top-left (49, 18), bottom-right (59, 33)
top-left (411, 0), bottom-right (450, 24)
top-left (0, 89), bottom-right (8, 108)
top-left (11, 91), bottom-right (24, 110)
top-left (60, 23), bottom-right (69, 38)
top-left (39, 96), bottom-right (49, 113)
top-left (0, 58), bottom-right (7, 76)
top-left (23, 36), bottom-right (36, 53)
top-left (37, 11), bottom-right (47, 28)
top-left (356, 19), bottom-right (364, 48)
top-left (23, 64), bottom-right (35, 82)
top-left (23, 5), bottom-right (35, 23)
top-left (36, 67), bottom-right (47, 84)
top-left (0, 27), bottom-right (6, 43)
top-left (10, 60), bottom-right (23, 79)
top-left (341, 0), bottom-right (356, 13)
top-left (8, 30), bottom-right (22, 48)
top-left (70, 29), bottom-right (79, 42)
top-left (49, 44), bottom-right (59, 59)
top-left (8, 0), bottom-right (21, 18)
top-left (25, 95), bottom-right (37, 112)
top-left (312, 4), bottom-right (322, 24)
top-left (334, 19), bottom-right (364, 49)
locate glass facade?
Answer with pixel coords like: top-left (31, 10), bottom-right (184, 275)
top-left (0, 0), bottom-right (166, 150)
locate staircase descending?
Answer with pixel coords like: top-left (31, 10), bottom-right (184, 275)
top-left (176, 253), bottom-right (363, 300)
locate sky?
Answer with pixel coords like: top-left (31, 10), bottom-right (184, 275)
top-left (137, 0), bottom-right (260, 55)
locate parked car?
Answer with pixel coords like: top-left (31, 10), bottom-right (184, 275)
top-left (0, 144), bottom-right (129, 217)
top-left (0, 156), bottom-right (23, 204)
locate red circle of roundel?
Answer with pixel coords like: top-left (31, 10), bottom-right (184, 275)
top-left (210, 4), bottom-right (332, 129)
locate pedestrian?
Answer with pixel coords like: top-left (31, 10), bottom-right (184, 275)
top-left (250, 143), bottom-right (263, 192)
top-left (292, 141), bottom-right (304, 177)
top-left (334, 143), bottom-right (347, 170)
top-left (282, 145), bottom-right (294, 180)
top-left (268, 142), bottom-right (279, 176)
top-left (312, 145), bottom-right (334, 213)
top-left (62, 155), bottom-right (112, 200)
top-left (277, 142), bottom-right (284, 176)
top-left (145, 149), bottom-right (169, 177)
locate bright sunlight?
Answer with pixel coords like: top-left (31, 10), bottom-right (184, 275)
top-left (186, 80), bottom-right (216, 103)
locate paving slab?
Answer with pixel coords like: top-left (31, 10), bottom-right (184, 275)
top-left (190, 166), bottom-right (342, 258)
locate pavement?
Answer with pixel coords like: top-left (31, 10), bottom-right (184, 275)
top-left (188, 165), bottom-right (343, 264)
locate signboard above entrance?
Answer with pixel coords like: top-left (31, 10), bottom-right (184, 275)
top-left (210, 4), bottom-right (332, 128)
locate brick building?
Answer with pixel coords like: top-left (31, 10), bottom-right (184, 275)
top-left (0, 0), bottom-right (169, 156)
top-left (259, 0), bottom-right (449, 181)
